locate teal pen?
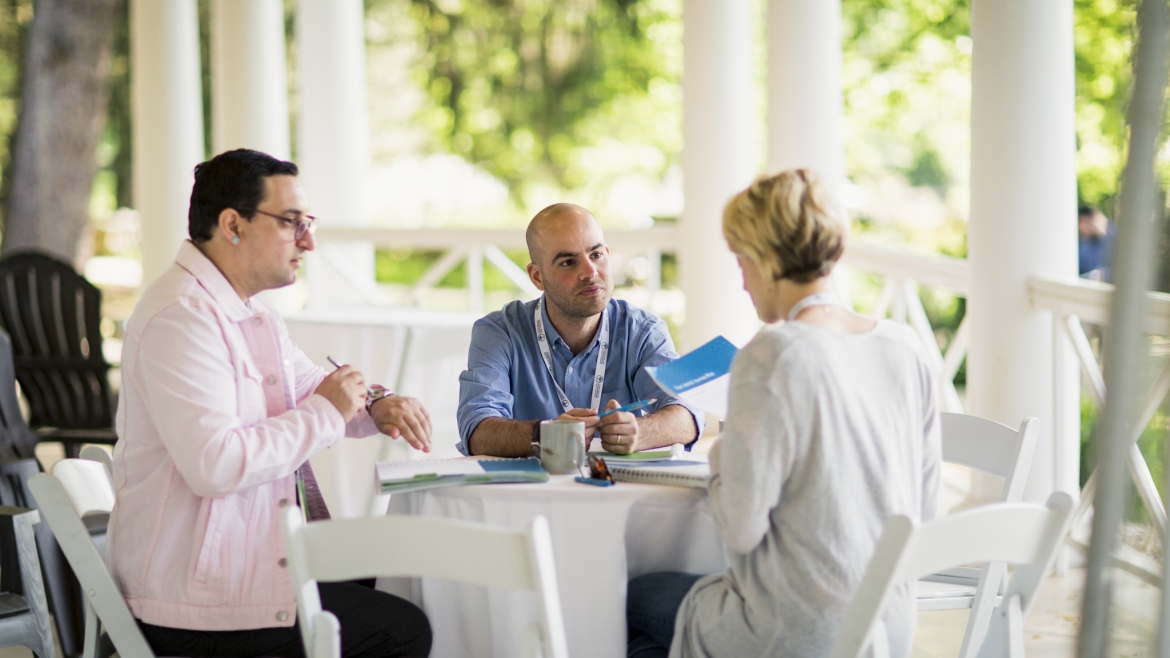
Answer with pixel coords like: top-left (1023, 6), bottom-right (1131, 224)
top-left (598, 398), bottom-right (657, 418)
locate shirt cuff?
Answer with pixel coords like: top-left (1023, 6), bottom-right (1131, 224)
top-left (458, 412), bottom-right (505, 456)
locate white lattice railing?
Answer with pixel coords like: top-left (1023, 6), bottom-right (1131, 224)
top-left (310, 226), bottom-right (676, 311)
top-left (1031, 277), bottom-right (1170, 585)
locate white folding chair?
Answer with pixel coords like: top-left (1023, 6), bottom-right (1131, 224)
top-left (918, 413), bottom-right (1039, 658)
top-left (281, 508), bottom-right (569, 658)
top-left (79, 445), bottom-right (114, 481)
top-left (831, 491), bottom-right (1074, 658)
top-left (28, 461), bottom-right (157, 658)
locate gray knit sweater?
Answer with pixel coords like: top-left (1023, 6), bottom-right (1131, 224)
top-left (670, 320), bottom-right (941, 658)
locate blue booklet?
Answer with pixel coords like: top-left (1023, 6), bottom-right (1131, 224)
top-left (645, 335), bottom-right (738, 418)
top-left (375, 457), bottom-right (548, 493)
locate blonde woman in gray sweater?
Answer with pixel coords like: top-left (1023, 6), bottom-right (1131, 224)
top-left (626, 169), bottom-right (941, 658)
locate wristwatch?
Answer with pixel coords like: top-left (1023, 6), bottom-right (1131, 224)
top-left (366, 385), bottom-right (391, 413)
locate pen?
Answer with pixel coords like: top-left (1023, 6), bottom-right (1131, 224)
top-left (326, 356), bottom-right (342, 369)
top-left (598, 398), bottom-right (657, 418)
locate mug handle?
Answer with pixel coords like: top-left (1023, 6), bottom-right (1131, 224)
top-left (574, 429), bottom-right (587, 468)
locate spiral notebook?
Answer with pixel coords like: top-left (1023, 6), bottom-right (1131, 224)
top-left (605, 460), bottom-right (710, 489)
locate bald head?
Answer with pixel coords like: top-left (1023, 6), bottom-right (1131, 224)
top-left (526, 203), bottom-right (603, 267)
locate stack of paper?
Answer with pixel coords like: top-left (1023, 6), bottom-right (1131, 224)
top-left (645, 335), bottom-right (738, 418)
top-left (375, 458), bottom-right (548, 493)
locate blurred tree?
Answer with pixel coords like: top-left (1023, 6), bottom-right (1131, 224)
top-left (397, 0), bottom-right (679, 203)
top-left (2, 0), bottom-right (121, 263)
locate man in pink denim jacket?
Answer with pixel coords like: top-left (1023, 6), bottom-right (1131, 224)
top-left (107, 149), bottom-right (432, 657)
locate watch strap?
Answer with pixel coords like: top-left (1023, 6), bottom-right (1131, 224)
top-left (366, 385), bottom-right (392, 413)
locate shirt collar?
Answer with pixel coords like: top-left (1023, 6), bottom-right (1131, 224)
top-left (538, 295), bottom-right (609, 355)
top-left (175, 240), bottom-right (254, 322)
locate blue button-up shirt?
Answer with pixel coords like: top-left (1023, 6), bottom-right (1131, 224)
top-left (457, 297), bottom-right (705, 455)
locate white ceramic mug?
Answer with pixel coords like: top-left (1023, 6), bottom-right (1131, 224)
top-left (539, 419), bottom-right (587, 475)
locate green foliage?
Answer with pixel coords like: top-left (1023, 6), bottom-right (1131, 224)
top-left (0, 0), bottom-right (32, 225)
top-left (1074, 0), bottom-right (1136, 212)
top-left (397, 0), bottom-right (681, 205)
top-left (1080, 393), bottom-right (1170, 525)
top-left (841, 0), bottom-right (972, 212)
top-left (92, 0), bottom-right (131, 219)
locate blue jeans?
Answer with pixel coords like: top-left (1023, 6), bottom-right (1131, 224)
top-left (627, 572), bottom-right (703, 658)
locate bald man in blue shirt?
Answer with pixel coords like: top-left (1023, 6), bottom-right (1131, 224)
top-left (457, 203), bottom-right (704, 457)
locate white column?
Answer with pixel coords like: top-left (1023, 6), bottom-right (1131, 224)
top-left (765, 0), bottom-right (852, 309)
top-left (131, 0), bottom-right (205, 289)
top-left (680, 0), bottom-right (760, 351)
top-left (296, 0), bottom-right (373, 308)
top-left (766, 0), bottom-right (843, 183)
top-left (968, 1), bottom-right (1078, 503)
top-left (298, 0), bottom-right (378, 517)
top-left (210, 0), bottom-right (290, 158)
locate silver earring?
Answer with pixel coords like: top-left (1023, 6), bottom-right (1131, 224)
top-left (231, 236), bottom-right (240, 244)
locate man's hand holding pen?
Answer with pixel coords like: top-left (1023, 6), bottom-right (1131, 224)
top-left (314, 364), bottom-right (367, 422)
top-left (326, 356), bottom-right (433, 453)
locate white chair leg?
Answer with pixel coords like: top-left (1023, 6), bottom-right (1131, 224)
top-left (311, 611), bottom-right (341, 658)
top-left (975, 594), bottom-right (1025, 658)
top-left (1005, 596), bottom-right (1025, 658)
top-left (958, 562), bottom-right (1007, 658)
top-left (82, 601), bottom-right (98, 658)
top-left (869, 622), bottom-right (890, 658)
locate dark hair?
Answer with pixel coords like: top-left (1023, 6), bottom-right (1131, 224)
top-left (1078, 205), bottom-right (1095, 218)
top-left (188, 149), bottom-right (299, 242)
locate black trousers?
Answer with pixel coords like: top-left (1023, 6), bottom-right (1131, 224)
top-left (136, 582), bottom-right (432, 658)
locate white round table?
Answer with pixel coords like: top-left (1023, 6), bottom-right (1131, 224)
top-left (379, 474), bottom-right (728, 658)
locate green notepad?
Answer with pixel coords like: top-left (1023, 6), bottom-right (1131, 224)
top-left (587, 450), bottom-right (672, 460)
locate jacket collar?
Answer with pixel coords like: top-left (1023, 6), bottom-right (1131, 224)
top-left (175, 241), bottom-right (254, 322)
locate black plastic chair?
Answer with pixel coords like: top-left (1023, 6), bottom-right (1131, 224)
top-left (0, 252), bottom-right (117, 458)
top-left (0, 505), bottom-right (56, 658)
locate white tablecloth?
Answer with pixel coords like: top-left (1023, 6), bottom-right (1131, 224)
top-left (379, 475), bottom-right (728, 658)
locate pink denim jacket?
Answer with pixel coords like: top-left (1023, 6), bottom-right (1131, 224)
top-left (107, 242), bottom-right (378, 631)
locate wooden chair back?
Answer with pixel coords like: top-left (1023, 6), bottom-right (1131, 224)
top-left (281, 509), bottom-right (569, 658)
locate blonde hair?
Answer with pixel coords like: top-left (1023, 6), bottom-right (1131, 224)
top-left (722, 169), bottom-right (846, 283)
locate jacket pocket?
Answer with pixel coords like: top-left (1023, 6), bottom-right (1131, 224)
top-left (238, 358), bottom-right (265, 423)
top-left (192, 498), bottom-right (224, 585)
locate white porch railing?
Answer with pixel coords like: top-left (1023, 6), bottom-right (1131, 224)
top-left (308, 226), bottom-right (1169, 584)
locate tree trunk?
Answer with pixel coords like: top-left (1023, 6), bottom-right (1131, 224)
top-left (2, 0), bottom-right (121, 265)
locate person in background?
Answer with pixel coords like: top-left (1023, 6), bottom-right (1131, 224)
top-left (107, 149), bottom-right (432, 657)
top-left (456, 203), bottom-right (705, 457)
top-left (625, 169), bottom-right (941, 658)
top-left (1079, 205), bottom-right (1114, 282)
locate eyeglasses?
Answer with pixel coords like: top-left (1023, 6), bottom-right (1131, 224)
top-left (587, 455), bottom-right (614, 485)
top-left (247, 208), bottom-right (318, 241)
